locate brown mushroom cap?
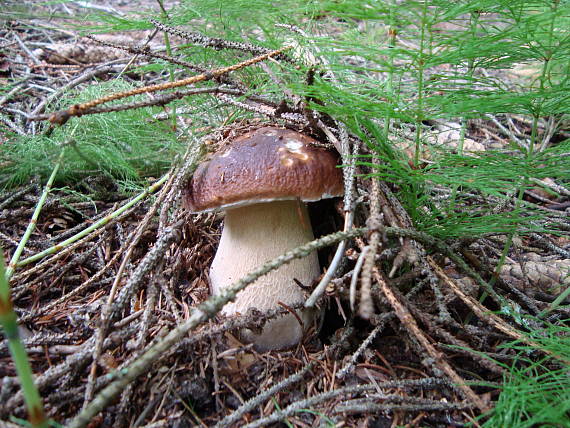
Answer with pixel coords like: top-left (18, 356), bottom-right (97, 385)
top-left (186, 126), bottom-right (344, 212)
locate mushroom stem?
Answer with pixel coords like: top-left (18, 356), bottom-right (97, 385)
top-left (210, 199), bottom-right (320, 351)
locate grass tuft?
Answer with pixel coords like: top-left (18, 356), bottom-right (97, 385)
top-left (480, 320), bottom-right (570, 428)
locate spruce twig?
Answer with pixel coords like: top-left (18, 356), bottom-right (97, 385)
top-left (82, 169), bottom-right (177, 405)
top-left (84, 137), bottom-right (204, 404)
top-left (40, 45), bottom-right (292, 125)
top-left (149, 19), bottom-right (290, 59)
top-left (11, 205), bottom-right (135, 302)
top-left (336, 312), bottom-right (395, 380)
top-left (240, 379), bottom-right (453, 428)
top-left (428, 256), bottom-right (570, 365)
top-left (372, 266), bottom-right (490, 412)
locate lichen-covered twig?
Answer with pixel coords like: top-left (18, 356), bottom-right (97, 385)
top-left (428, 256), bottom-right (570, 365)
top-left (336, 312), bottom-right (395, 380)
top-left (3, 326), bottom-right (138, 416)
top-left (85, 34), bottom-right (209, 74)
top-left (11, 238), bottom-right (103, 301)
top-left (240, 378), bottom-right (452, 428)
top-left (83, 220), bottom-right (183, 405)
top-left (15, 205), bottom-right (141, 319)
top-left (84, 164), bottom-right (182, 405)
top-left (67, 227), bottom-right (367, 428)
top-left (150, 20), bottom-right (289, 60)
top-left (335, 396), bottom-right (472, 414)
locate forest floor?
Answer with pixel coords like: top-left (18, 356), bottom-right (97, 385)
top-left (1, 1), bottom-right (569, 427)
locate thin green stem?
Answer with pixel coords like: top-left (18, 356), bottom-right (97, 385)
top-left (483, 186), bottom-right (526, 303)
top-left (449, 10), bottom-right (480, 214)
top-left (457, 10), bottom-right (480, 156)
top-left (156, 0), bottom-right (177, 129)
top-left (4, 148), bottom-right (65, 282)
top-left (382, 0), bottom-right (397, 141)
top-left (413, 0), bottom-right (429, 167)
top-left (541, 281), bottom-right (570, 316)
top-left (17, 173), bottom-right (170, 268)
top-left (529, 0), bottom-right (558, 158)
top-left (528, 114), bottom-right (539, 157)
top-left (492, 0), bottom-right (560, 289)
top-left (0, 253), bottom-right (48, 428)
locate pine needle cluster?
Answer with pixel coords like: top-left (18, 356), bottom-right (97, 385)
top-left (1, 80), bottom-right (182, 190)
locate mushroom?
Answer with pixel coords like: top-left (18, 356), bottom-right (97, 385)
top-left (185, 126), bottom-right (343, 351)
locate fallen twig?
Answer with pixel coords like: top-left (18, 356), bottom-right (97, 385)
top-left (373, 267), bottom-right (490, 412)
top-left (67, 227), bottom-right (368, 428)
top-left (427, 256), bottom-right (570, 365)
top-left (38, 45), bottom-right (292, 125)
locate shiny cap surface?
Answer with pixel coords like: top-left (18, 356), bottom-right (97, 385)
top-left (185, 126), bottom-right (343, 212)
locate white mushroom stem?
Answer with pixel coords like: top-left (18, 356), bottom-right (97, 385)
top-left (209, 199), bottom-right (320, 351)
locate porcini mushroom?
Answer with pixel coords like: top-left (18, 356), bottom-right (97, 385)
top-left (185, 126), bottom-right (343, 351)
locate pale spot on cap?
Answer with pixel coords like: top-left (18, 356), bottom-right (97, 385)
top-left (284, 139), bottom-right (304, 152)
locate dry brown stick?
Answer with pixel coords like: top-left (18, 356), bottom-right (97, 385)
top-left (29, 63), bottom-right (127, 119)
top-left (32, 87), bottom-right (250, 121)
top-left (427, 256), bottom-right (570, 365)
top-left (43, 45), bottom-right (292, 125)
top-left (372, 267), bottom-right (490, 412)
